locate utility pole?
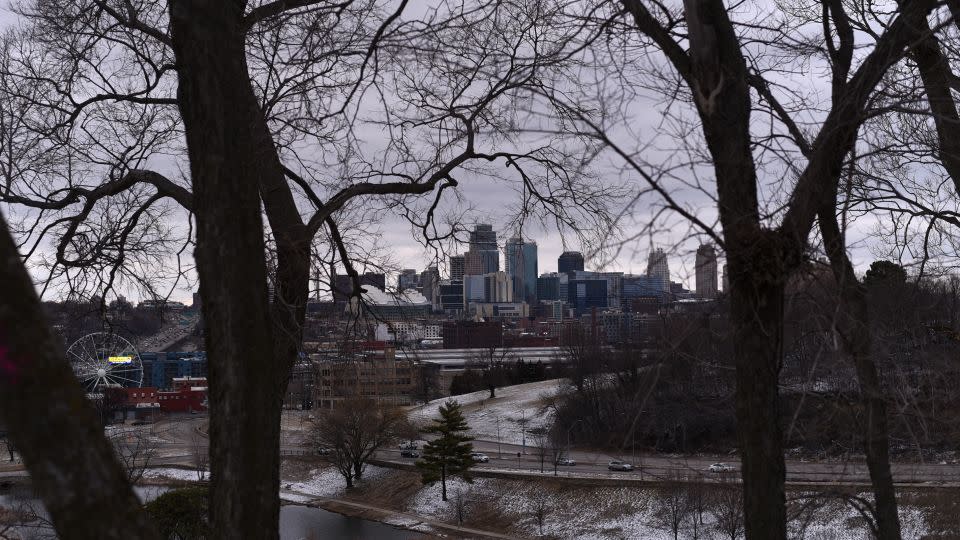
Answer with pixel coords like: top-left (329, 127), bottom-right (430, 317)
top-left (496, 416), bottom-right (502, 459)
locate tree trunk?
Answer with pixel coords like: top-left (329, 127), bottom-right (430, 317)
top-left (441, 465), bottom-right (447, 501)
top-left (726, 237), bottom-right (788, 540)
top-left (0, 214), bottom-right (159, 539)
top-left (354, 461), bottom-right (363, 480)
top-left (168, 2), bottom-right (282, 538)
top-left (821, 211), bottom-right (901, 540)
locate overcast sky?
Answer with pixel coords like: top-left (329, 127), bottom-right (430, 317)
top-left (0, 1), bottom-right (898, 303)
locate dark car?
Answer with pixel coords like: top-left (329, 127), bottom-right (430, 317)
top-left (401, 449), bottom-right (420, 458)
top-left (556, 457), bottom-right (577, 466)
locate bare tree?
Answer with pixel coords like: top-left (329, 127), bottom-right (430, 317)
top-left (453, 488), bottom-right (469, 525)
top-left (530, 428), bottom-right (550, 473)
top-left (653, 474), bottom-right (691, 540)
top-left (548, 429), bottom-right (566, 476)
top-left (189, 429), bottom-right (209, 482)
top-left (546, 0), bottom-right (946, 537)
top-left (0, 216), bottom-right (158, 538)
top-left (313, 398), bottom-right (404, 484)
top-left (0, 2), bottom-right (617, 537)
top-left (108, 426), bottom-right (160, 485)
top-left (710, 474), bottom-right (745, 540)
top-left (530, 490), bottom-right (550, 537)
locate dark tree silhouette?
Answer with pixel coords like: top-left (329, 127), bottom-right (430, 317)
top-left (416, 400), bottom-right (475, 502)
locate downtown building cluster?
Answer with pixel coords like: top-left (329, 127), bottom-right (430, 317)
top-left (375, 224), bottom-right (722, 320)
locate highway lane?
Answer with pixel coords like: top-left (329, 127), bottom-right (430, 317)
top-left (374, 438), bottom-right (960, 485)
top-left (44, 418), bottom-right (960, 487)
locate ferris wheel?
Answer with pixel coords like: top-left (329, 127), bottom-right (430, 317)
top-left (66, 332), bottom-right (143, 392)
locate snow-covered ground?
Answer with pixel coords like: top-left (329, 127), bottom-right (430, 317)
top-left (405, 476), bottom-right (932, 539)
top-left (282, 465), bottom-right (392, 500)
top-left (411, 379), bottom-right (565, 445)
top-left (143, 467), bottom-right (207, 481)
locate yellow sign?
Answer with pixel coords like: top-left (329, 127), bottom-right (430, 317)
top-left (108, 355), bottom-right (133, 364)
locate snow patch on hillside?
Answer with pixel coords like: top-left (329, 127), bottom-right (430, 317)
top-left (282, 465), bottom-right (392, 499)
top-left (412, 379), bottom-right (565, 444)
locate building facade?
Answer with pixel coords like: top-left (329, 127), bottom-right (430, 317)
top-left (558, 251), bottom-right (585, 274)
top-left (646, 248), bottom-right (671, 296)
top-left (312, 348), bottom-right (422, 409)
top-left (505, 237), bottom-right (538, 304)
top-left (695, 244), bottom-right (719, 299)
top-left (398, 269), bottom-right (419, 292)
top-left (449, 254), bottom-right (465, 281)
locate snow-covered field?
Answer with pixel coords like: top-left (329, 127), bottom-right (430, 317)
top-left (404, 476), bottom-right (932, 539)
top-left (411, 379), bottom-right (564, 445)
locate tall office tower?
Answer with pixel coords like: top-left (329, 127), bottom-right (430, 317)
top-left (449, 254), bottom-right (465, 281)
top-left (646, 248), bottom-right (670, 295)
top-left (469, 223), bottom-right (498, 251)
top-left (695, 244), bottom-right (719, 299)
top-left (464, 223), bottom-right (499, 275)
top-left (505, 237), bottom-right (539, 303)
top-left (558, 251), bottom-right (585, 274)
top-left (419, 266), bottom-right (440, 304)
top-left (463, 251), bottom-right (484, 276)
top-left (398, 269), bottom-right (419, 292)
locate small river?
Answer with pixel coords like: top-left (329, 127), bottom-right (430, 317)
top-left (0, 484), bottom-right (412, 539)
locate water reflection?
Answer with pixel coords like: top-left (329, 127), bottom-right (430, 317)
top-left (0, 484), bottom-right (416, 540)
top-left (280, 505), bottom-right (412, 540)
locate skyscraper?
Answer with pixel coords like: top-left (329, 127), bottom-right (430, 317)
top-left (695, 244), bottom-right (719, 299)
top-left (398, 269), bottom-right (419, 292)
top-left (464, 223), bottom-right (499, 275)
top-left (646, 248), bottom-right (670, 295)
top-left (464, 251), bottom-right (493, 276)
top-left (419, 266), bottom-right (440, 304)
top-left (558, 251), bottom-right (584, 274)
top-left (449, 254), bottom-right (465, 281)
top-left (505, 237), bottom-right (538, 303)
top-left (469, 224), bottom-right (498, 251)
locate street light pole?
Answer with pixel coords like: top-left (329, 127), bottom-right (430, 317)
top-left (496, 415), bottom-right (502, 459)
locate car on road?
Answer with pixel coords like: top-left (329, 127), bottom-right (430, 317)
top-left (607, 460), bottom-right (633, 472)
top-left (708, 463), bottom-right (735, 472)
top-left (470, 452), bottom-right (490, 463)
top-left (317, 447), bottom-right (333, 456)
top-left (401, 449), bottom-right (420, 458)
top-left (399, 441), bottom-right (419, 450)
top-left (555, 457), bottom-right (577, 466)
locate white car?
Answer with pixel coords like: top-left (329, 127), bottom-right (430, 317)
top-left (607, 460), bottom-right (633, 472)
top-left (470, 452), bottom-right (490, 463)
top-left (708, 463), bottom-right (735, 472)
top-left (556, 457), bottom-right (577, 466)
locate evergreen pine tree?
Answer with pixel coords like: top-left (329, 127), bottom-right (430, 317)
top-left (416, 400), bottom-right (474, 501)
